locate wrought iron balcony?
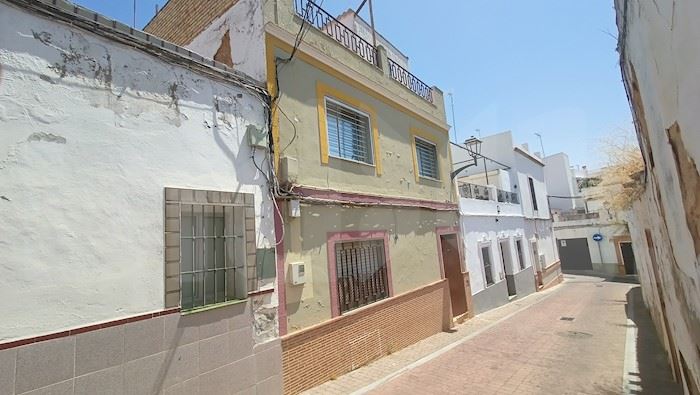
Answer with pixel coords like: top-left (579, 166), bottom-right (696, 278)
top-left (387, 58), bottom-right (433, 103)
top-left (293, 0), bottom-right (434, 104)
top-left (294, 0), bottom-right (378, 66)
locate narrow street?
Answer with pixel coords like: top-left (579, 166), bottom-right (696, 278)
top-left (308, 275), bottom-right (681, 395)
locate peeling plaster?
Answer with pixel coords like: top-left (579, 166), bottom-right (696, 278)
top-left (26, 132), bottom-right (66, 144)
top-left (0, 3), bottom-right (275, 341)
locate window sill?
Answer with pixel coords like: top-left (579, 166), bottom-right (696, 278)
top-left (328, 154), bottom-right (375, 168)
top-left (418, 175), bottom-right (442, 183)
top-left (180, 299), bottom-right (247, 316)
top-left (248, 287), bottom-right (274, 297)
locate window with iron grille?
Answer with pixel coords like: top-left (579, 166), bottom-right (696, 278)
top-left (335, 239), bottom-right (389, 313)
top-left (415, 137), bottom-right (439, 180)
top-left (481, 244), bottom-right (494, 286)
top-left (325, 98), bottom-right (374, 165)
top-left (515, 239), bottom-right (526, 270)
top-left (164, 188), bottom-right (257, 311)
top-left (528, 176), bottom-right (538, 211)
top-left (180, 204), bottom-right (247, 310)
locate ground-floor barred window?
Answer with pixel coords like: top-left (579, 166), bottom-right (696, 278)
top-left (481, 245), bottom-right (494, 286)
top-left (335, 239), bottom-right (389, 313)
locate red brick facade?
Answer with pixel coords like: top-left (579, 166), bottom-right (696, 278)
top-left (144, 0), bottom-right (238, 46)
top-left (281, 280), bottom-right (452, 394)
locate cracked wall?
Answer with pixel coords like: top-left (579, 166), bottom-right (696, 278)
top-left (616, 0), bottom-right (700, 392)
top-left (0, 2), bottom-right (277, 342)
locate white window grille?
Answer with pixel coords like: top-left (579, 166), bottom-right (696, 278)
top-left (415, 137), bottom-right (439, 180)
top-left (335, 239), bottom-right (389, 313)
top-left (325, 98), bottom-right (374, 165)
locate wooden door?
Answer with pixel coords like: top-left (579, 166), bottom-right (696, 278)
top-left (441, 234), bottom-right (467, 316)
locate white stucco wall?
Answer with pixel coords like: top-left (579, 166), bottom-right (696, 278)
top-left (515, 151), bottom-right (550, 220)
top-left (545, 152), bottom-right (577, 211)
top-left (615, 0), bottom-right (700, 390)
top-left (461, 215), bottom-right (530, 294)
top-left (0, 4), bottom-right (273, 341)
top-left (186, 0), bottom-right (266, 82)
top-left (524, 218), bottom-right (558, 270)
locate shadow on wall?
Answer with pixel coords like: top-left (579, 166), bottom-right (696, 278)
top-left (624, 286), bottom-right (683, 394)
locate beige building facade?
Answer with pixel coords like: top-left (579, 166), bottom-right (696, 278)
top-left (147, 0), bottom-right (468, 393)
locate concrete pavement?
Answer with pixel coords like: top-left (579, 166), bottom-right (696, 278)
top-left (304, 275), bottom-right (681, 395)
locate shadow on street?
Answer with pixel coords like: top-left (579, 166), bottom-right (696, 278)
top-left (624, 286), bottom-right (683, 394)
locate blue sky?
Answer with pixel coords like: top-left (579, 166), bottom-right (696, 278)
top-left (72, 0), bottom-right (631, 169)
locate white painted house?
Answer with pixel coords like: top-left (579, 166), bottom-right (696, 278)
top-left (452, 131), bottom-right (561, 314)
top-left (545, 159), bottom-right (637, 276)
top-left (0, 1), bottom-right (281, 394)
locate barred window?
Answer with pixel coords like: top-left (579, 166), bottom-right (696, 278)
top-left (325, 98), bottom-right (374, 165)
top-left (335, 239), bottom-right (389, 313)
top-left (180, 204), bottom-right (246, 310)
top-left (481, 245), bottom-right (494, 286)
top-left (415, 137), bottom-right (439, 180)
top-left (164, 189), bottom-right (257, 311)
top-left (515, 239), bottom-right (525, 270)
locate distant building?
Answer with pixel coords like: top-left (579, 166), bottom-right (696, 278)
top-left (545, 156), bottom-right (637, 276)
top-left (452, 131), bottom-right (561, 314)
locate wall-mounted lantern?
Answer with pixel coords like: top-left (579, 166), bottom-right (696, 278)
top-left (451, 136), bottom-right (483, 179)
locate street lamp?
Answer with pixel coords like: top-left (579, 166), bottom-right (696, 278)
top-left (451, 136), bottom-right (482, 179)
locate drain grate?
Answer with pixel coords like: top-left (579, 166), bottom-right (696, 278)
top-left (560, 317), bottom-right (575, 321)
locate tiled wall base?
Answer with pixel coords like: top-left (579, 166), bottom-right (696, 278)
top-left (0, 302), bottom-right (282, 395)
top-left (281, 280), bottom-right (451, 394)
top-left (472, 280), bottom-right (509, 315)
top-left (540, 260), bottom-right (563, 291)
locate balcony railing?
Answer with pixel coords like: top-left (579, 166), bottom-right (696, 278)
top-left (459, 182), bottom-right (520, 204)
top-left (294, 0), bottom-right (434, 104)
top-left (497, 188), bottom-right (519, 204)
top-left (387, 58), bottom-right (434, 103)
top-left (294, 0), bottom-right (378, 66)
top-left (558, 212), bottom-right (600, 222)
top-left (458, 182), bottom-right (491, 201)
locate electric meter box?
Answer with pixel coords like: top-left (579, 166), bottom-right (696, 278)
top-left (290, 262), bottom-right (306, 285)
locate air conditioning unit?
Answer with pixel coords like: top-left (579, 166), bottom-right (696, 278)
top-left (290, 262), bottom-right (306, 285)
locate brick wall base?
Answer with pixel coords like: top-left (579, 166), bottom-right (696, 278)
top-left (281, 280), bottom-right (452, 394)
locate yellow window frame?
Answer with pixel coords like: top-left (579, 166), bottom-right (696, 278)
top-left (410, 127), bottom-right (442, 183)
top-left (316, 81), bottom-right (382, 175)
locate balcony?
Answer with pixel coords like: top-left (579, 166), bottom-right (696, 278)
top-left (293, 0), bottom-right (434, 103)
top-left (557, 212), bottom-right (600, 222)
top-left (459, 182), bottom-right (519, 204)
top-left (496, 189), bottom-right (520, 204)
top-left (458, 182), bottom-right (491, 201)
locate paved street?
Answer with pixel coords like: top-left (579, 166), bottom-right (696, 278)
top-left (307, 275), bottom-right (681, 395)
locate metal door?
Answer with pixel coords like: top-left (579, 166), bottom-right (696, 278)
top-left (557, 238), bottom-right (593, 271)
